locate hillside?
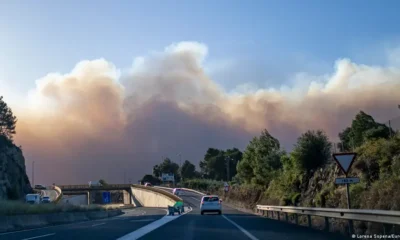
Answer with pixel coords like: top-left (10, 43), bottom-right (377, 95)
top-left (0, 135), bottom-right (32, 200)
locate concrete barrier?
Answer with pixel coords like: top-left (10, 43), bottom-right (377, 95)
top-left (155, 186), bottom-right (206, 196)
top-left (130, 185), bottom-right (182, 208)
top-left (0, 209), bottom-right (122, 233)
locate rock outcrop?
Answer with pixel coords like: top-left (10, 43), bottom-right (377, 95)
top-left (0, 136), bottom-right (32, 200)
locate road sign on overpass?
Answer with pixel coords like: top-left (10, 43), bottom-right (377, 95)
top-left (102, 192), bottom-right (111, 204)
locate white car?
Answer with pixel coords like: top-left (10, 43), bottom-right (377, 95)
top-left (173, 188), bottom-right (182, 195)
top-left (200, 195), bottom-right (222, 215)
top-left (41, 196), bottom-right (51, 203)
top-left (25, 194), bottom-right (41, 204)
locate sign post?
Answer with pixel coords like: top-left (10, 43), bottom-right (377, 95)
top-left (332, 153), bottom-right (357, 209)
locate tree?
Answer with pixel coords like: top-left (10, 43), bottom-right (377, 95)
top-left (153, 165), bottom-right (161, 178)
top-left (141, 174), bottom-right (161, 185)
top-left (225, 148), bottom-right (243, 181)
top-left (237, 137), bottom-right (257, 183)
top-left (153, 158), bottom-right (180, 181)
top-left (339, 111), bottom-right (392, 150)
top-left (237, 129), bottom-right (283, 185)
top-left (291, 130), bottom-right (332, 172)
top-left (180, 160), bottom-right (196, 179)
top-left (199, 148), bottom-right (224, 180)
top-left (0, 96), bottom-right (17, 141)
top-left (99, 179), bottom-right (108, 186)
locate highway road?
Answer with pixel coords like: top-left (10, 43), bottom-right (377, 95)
top-left (0, 208), bottom-right (166, 240)
top-left (0, 189), bottom-right (349, 240)
top-left (141, 189), bottom-right (348, 240)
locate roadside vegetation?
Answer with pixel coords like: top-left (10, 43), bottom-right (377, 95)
top-left (0, 201), bottom-right (117, 216)
top-left (145, 109), bottom-right (400, 212)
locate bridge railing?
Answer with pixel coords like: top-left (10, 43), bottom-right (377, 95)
top-left (59, 184), bottom-right (132, 190)
top-left (256, 205), bottom-right (400, 234)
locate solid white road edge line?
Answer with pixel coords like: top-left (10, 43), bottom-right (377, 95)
top-left (222, 215), bottom-right (259, 240)
top-left (129, 219), bottom-right (156, 222)
top-left (91, 222), bottom-right (106, 227)
top-left (21, 233), bottom-right (56, 240)
top-left (117, 207), bottom-right (193, 240)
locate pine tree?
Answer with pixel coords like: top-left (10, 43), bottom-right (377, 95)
top-left (0, 96), bottom-right (17, 141)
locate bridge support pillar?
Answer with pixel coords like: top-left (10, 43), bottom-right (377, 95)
top-left (129, 188), bottom-right (133, 205)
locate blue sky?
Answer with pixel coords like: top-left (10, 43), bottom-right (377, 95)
top-left (1, 0), bottom-right (400, 100)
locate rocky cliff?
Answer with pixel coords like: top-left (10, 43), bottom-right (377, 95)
top-left (0, 136), bottom-right (32, 200)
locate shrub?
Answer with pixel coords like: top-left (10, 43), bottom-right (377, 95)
top-left (182, 179), bottom-right (223, 193)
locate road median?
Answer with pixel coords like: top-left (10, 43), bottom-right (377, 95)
top-left (0, 202), bottom-right (123, 233)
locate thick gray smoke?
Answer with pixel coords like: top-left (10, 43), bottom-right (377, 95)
top-left (9, 41), bottom-right (400, 184)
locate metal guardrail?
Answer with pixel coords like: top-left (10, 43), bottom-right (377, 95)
top-left (257, 205), bottom-right (400, 233)
top-left (59, 184), bottom-right (132, 190)
top-left (155, 186), bottom-right (206, 196)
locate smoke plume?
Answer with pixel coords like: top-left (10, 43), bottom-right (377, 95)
top-left (7, 41), bottom-right (400, 184)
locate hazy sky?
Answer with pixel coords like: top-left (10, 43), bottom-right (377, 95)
top-left (1, 1), bottom-right (400, 184)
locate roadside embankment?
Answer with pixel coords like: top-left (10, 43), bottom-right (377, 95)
top-left (0, 201), bottom-right (123, 233)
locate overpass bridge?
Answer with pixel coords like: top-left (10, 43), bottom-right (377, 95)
top-left (58, 184), bottom-right (180, 207)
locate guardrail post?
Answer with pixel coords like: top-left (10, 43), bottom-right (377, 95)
top-left (266, 210), bottom-right (269, 218)
top-left (348, 220), bottom-right (354, 235)
top-left (295, 214), bottom-right (299, 225)
top-left (325, 217), bottom-right (330, 231)
top-left (307, 215), bottom-right (312, 227)
top-left (285, 213), bottom-right (288, 222)
top-left (271, 211), bottom-right (274, 219)
top-left (277, 211), bottom-right (280, 221)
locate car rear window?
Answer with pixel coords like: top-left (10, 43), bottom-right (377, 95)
top-left (203, 196), bottom-right (219, 202)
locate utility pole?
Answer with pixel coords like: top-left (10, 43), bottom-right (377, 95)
top-left (32, 161), bottom-right (35, 186)
top-left (226, 157), bottom-right (230, 182)
top-left (177, 153), bottom-right (182, 181)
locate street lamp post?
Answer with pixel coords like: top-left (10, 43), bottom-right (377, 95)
top-left (225, 157), bottom-right (230, 182)
top-left (32, 161), bottom-right (35, 186)
top-left (177, 153), bottom-right (182, 181)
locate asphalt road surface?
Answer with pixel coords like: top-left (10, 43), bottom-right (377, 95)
top-left (141, 190), bottom-right (349, 240)
top-left (1, 190), bottom-right (349, 240)
top-left (0, 208), bottom-right (166, 240)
